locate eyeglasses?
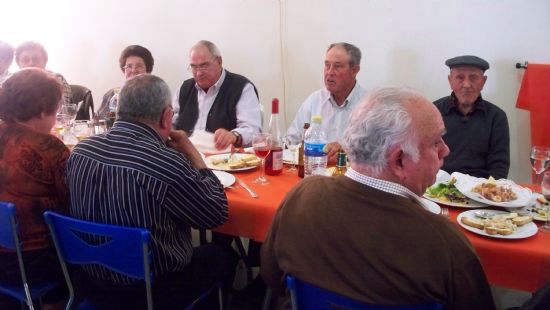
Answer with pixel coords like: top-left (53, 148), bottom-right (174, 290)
top-left (122, 63), bottom-right (146, 71)
top-left (187, 58), bottom-right (217, 73)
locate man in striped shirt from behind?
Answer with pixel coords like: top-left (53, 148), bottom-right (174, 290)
top-left (66, 74), bottom-right (237, 309)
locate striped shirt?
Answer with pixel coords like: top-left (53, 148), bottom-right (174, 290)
top-left (66, 120), bottom-right (228, 285)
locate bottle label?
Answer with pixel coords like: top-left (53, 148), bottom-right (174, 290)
top-left (304, 142), bottom-right (326, 156)
top-left (272, 150), bottom-right (283, 170)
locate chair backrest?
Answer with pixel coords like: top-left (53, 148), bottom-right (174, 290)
top-left (0, 201), bottom-right (37, 309)
top-left (71, 84), bottom-right (94, 120)
top-left (286, 274), bottom-right (443, 310)
top-left (43, 211), bottom-right (153, 310)
top-left (0, 202), bottom-right (17, 249)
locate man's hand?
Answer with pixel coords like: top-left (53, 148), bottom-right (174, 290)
top-left (323, 142), bottom-right (342, 163)
top-left (167, 130), bottom-right (206, 169)
top-left (214, 128), bottom-right (237, 150)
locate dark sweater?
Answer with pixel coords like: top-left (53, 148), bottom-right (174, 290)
top-left (261, 176), bottom-right (495, 310)
top-left (434, 94), bottom-right (510, 179)
top-left (174, 70), bottom-right (257, 135)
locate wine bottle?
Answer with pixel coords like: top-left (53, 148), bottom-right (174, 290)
top-left (265, 98), bottom-right (283, 175)
top-left (298, 122), bottom-right (310, 178)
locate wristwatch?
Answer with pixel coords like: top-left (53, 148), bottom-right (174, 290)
top-left (231, 130), bottom-right (242, 147)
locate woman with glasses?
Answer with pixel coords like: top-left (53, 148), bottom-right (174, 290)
top-left (0, 68), bottom-right (70, 308)
top-left (96, 45), bottom-right (154, 120)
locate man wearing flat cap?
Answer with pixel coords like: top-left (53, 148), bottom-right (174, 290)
top-left (434, 55), bottom-right (510, 179)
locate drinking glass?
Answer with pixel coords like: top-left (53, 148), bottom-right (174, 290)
top-left (530, 146), bottom-right (550, 185)
top-left (252, 133), bottom-right (272, 185)
top-left (72, 120), bottom-right (93, 142)
top-left (61, 104), bottom-right (77, 124)
top-left (93, 119), bottom-right (108, 135)
top-left (53, 113), bottom-right (67, 138)
top-left (283, 135), bottom-right (301, 172)
top-left (539, 171), bottom-right (550, 233)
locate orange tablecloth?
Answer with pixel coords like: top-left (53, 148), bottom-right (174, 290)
top-left (215, 168), bottom-right (550, 292)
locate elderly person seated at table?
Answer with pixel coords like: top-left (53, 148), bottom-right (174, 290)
top-left (0, 41), bottom-right (14, 85)
top-left (96, 44), bottom-right (154, 120)
top-left (66, 74), bottom-right (237, 309)
top-left (261, 87), bottom-right (496, 309)
top-left (0, 68), bottom-right (70, 308)
top-left (15, 41), bottom-right (73, 106)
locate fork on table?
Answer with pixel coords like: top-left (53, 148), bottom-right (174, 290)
top-left (441, 207), bottom-right (450, 219)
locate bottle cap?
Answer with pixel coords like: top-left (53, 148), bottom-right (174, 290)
top-left (311, 115), bottom-right (322, 124)
top-left (272, 98), bottom-right (279, 114)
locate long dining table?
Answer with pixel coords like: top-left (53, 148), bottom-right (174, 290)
top-left (213, 166), bottom-right (550, 293)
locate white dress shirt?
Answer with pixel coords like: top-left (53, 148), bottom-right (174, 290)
top-left (172, 69), bottom-right (262, 146)
top-left (286, 82), bottom-right (366, 144)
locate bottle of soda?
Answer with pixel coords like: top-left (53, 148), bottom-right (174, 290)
top-left (333, 150), bottom-right (347, 176)
top-left (265, 98), bottom-right (283, 175)
top-left (298, 122), bottom-right (310, 178)
top-left (304, 115), bottom-right (328, 177)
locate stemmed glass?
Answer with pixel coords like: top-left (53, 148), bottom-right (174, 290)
top-left (252, 133), bottom-right (272, 185)
top-left (283, 135), bottom-right (301, 172)
top-left (539, 172), bottom-right (550, 233)
top-left (530, 146), bottom-right (550, 185)
top-left (60, 104), bottom-right (77, 125)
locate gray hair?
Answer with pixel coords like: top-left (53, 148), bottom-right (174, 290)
top-left (328, 42), bottom-right (361, 67)
top-left (118, 74), bottom-right (171, 123)
top-left (194, 40), bottom-right (221, 58)
top-left (343, 87), bottom-right (422, 176)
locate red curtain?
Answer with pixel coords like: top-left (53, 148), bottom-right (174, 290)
top-left (516, 63), bottom-right (550, 148)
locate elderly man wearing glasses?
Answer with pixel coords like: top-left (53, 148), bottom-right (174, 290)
top-left (172, 40), bottom-right (262, 150)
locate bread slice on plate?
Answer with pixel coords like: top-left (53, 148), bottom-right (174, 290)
top-left (485, 226), bottom-right (514, 235)
top-left (512, 216), bottom-right (533, 226)
top-left (460, 217), bottom-right (485, 230)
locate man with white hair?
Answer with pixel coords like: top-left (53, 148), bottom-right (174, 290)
top-left (261, 87), bottom-right (496, 309)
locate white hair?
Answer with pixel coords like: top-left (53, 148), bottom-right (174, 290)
top-left (343, 87), bottom-right (422, 176)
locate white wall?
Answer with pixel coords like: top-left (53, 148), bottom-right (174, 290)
top-left (2, 0), bottom-right (550, 182)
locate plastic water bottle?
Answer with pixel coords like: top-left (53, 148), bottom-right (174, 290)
top-left (304, 115), bottom-right (328, 177)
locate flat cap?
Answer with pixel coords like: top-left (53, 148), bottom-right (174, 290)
top-left (445, 55), bottom-right (490, 71)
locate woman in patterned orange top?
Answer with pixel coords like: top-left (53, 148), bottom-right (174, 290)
top-left (0, 68), bottom-right (70, 308)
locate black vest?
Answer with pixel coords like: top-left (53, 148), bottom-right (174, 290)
top-left (174, 70), bottom-right (258, 135)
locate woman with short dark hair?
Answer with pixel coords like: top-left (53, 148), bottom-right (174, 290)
top-left (96, 45), bottom-right (155, 120)
top-left (0, 68), bottom-right (70, 308)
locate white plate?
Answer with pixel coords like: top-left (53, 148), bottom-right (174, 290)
top-left (457, 209), bottom-right (538, 239)
top-left (206, 153), bottom-right (259, 172)
top-left (434, 170), bottom-right (451, 185)
top-left (453, 172), bottom-right (532, 208)
top-left (212, 170), bottom-right (235, 188)
top-left (421, 198), bottom-right (441, 215)
top-left (283, 149), bottom-right (298, 165)
top-left (423, 194), bottom-right (488, 208)
top-left (520, 193), bottom-right (550, 221)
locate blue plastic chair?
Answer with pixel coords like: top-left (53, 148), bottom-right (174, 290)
top-left (0, 201), bottom-right (60, 310)
top-left (43, 211), bottom-right (153, 310)
top-left (286, 274), bottom-right (444, 310)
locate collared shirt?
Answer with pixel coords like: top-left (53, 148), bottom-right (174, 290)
top-left (434, 93), bottom-right (510, 179)
top-left (345, 167), bottom-right (430, 211)
top-left (286, 82), bottom-right (366, 144)
top-left (172, 69), bottom-right (262, 146)
top-left (66, 120), bottom-right (228, 284)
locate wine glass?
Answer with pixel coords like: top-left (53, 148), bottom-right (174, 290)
top-left (252, 133), bottom-right (272, 185)
top-left (283, 135), bottom-right (301, 172)
top-left (61, 104), bottom-right (77, 125)
top-left (530, 146), bottom-right (550, 185)
top-left (539, 171), bottom-right (550, 233)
